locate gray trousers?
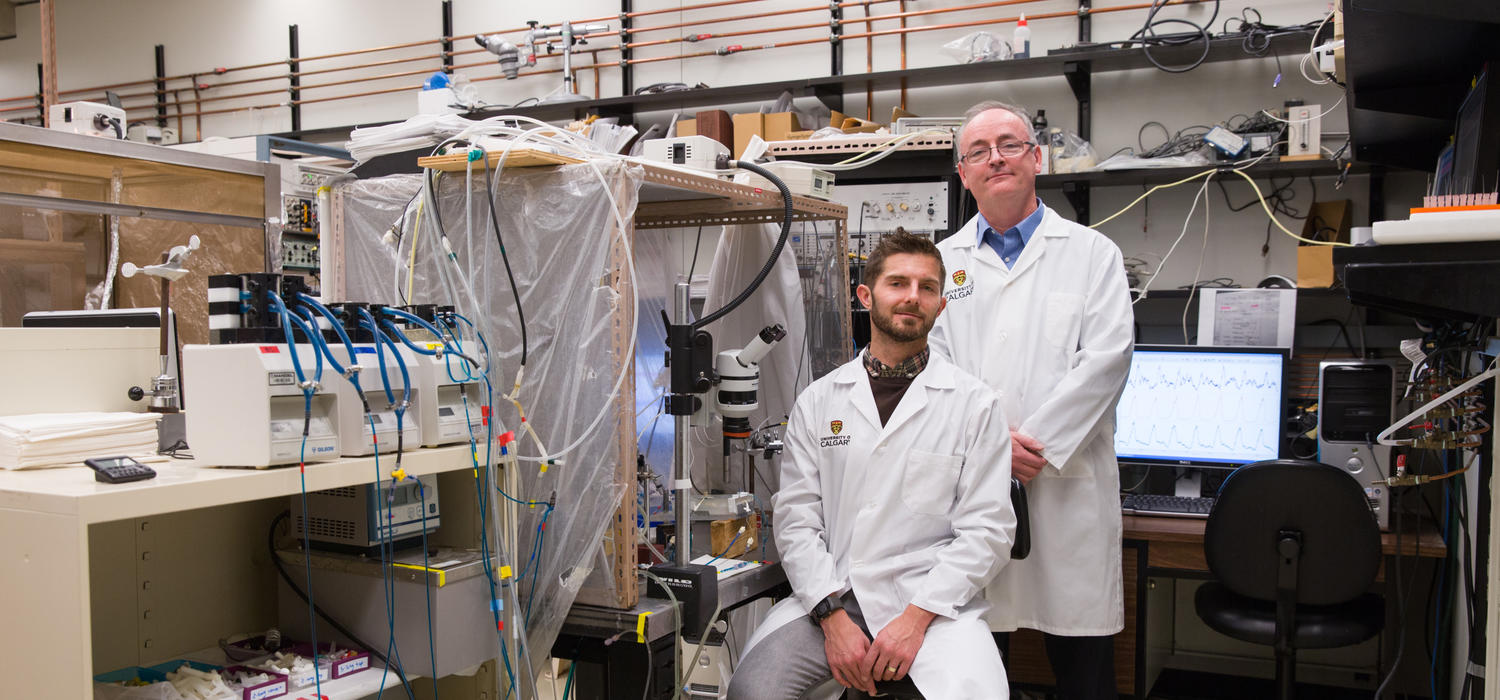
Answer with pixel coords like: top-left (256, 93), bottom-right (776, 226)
top-left (726, 593), bottom-right (871, 700)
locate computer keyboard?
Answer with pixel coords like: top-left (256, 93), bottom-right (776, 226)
top-left (1121, 494), bottom-right (1215, 518)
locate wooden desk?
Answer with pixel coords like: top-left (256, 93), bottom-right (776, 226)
top-left (1006, 514), bottom-right (1447, 698)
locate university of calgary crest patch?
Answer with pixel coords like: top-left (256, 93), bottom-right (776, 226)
top-left (952, 270), bottom-right (967, 286)
top-left (830, 420), bottom-right (843, 435)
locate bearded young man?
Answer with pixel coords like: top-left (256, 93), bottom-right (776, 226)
top-left (728, 231), bottom-right (1017, 700)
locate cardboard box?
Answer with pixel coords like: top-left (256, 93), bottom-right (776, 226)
top-left (676, 118), bottom-right (696, 137)
top-left (1297, 245), bottom-right (1336, 288)
top-left (732, 112), bottom-right (763, 159)
top-left (1296, 200), bottom-right (1352, 288)
top-left (765, 112), bottom-right (801, 141)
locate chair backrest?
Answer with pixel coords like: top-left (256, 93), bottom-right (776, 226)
top-left (1204, 459), bottom-right (1381, 606)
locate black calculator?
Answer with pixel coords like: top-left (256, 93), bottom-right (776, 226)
top-left (83, 456), bottom-right (157, 484)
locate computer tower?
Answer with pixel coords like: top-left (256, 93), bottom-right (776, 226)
top-left (1318, 360), bottom-right (1396, 530)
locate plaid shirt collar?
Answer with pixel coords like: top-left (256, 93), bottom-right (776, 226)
top-left (862, 346), bottom-right (929, 379)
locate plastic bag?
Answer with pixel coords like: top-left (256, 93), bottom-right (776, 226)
top-left (769, 90), bottom-right (828, 141)
top-left (1093, 147), bottom-right (1212, 171)
top-left (1043, 128), bottom-right (1098, 174)
top-left (940, 32), bottom-right (1012, 64)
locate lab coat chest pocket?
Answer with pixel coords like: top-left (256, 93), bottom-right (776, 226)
top-left (1043, 292), bottom-right (1085, 350)
top-left (900, 450), bottom-right (963, 516)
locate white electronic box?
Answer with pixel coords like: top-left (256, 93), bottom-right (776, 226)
top-left (183, 343), bottom-right (340, 467)
top-left (405, 341), bottom-right (487, 447)
top-left (327, 344), bottom-right (424, 457)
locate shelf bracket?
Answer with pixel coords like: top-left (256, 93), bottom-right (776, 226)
top-left (154, 45), bottom-right (167, 128)
top-left (1062, 180), bottom-right (1090, 225)
top-left (829, 2), bottom-right (843, 77)
top-left (1063, 61), bottom-right (1091, 144)
top-left (288, 24), bottom-right (301, 136)
top-left (620, 0), bottom-right (634, 97)
top-left (440, 1), bottom-right (453, 73)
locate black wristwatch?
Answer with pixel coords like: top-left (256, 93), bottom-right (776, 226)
top-left (810, 594), bottom-right (844, 624)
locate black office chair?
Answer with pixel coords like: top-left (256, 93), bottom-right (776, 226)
top-left (854, 479), bottom-right (1031, 700)
top-left (1193, 459), bottom-right (1385, 700)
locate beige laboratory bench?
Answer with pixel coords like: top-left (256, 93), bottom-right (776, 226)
top-left (0, 444), bottom-right (474, 698)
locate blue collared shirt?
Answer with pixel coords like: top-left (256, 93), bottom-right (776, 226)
top-left (978, 199), bottom-right (1046, 268)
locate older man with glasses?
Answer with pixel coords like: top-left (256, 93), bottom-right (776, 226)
top-left (930, 101), bottom-right (1136, 700)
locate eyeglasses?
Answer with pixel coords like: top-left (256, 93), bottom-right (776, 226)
top-left (959, 141), bottom-right (1035, 165)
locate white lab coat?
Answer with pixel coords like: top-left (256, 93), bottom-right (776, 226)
top-left (742, 354), bottom-right (1015, 698)
top-left (930, 207), bottom-right (1134, 636)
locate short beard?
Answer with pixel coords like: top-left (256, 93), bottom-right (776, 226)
top-left (869, 296), bottom-right (932, 343)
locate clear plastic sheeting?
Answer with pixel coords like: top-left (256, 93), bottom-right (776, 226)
top-left (333, 160), bottom-right (642, 689)
top-left (630, 227), bottom-right (673, 507)
top-left (685, 221), bottom-right (850, 503)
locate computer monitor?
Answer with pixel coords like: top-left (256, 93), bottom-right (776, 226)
top-left (1115, 344), bottom-right (1287, 469)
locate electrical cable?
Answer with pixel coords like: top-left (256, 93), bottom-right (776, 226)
top-left (1374, 496), bottom-right (1406, 698)
top-left (416, 479), bottom-right (441, 700)
top-left (268, 292), bottom-right (328, 700)
top-left (426, 117), bottom-right (640, 467)
top-left (1180, 172), bottom-right (1213, 342)
top-left (637, 568), bottom-right (683, 700)
top-left (704, 527), bottom-right (744, 565)
top-left (1131, 0), bottom-right (1220, 74)
top-left (266, 511), bottom-right (414, 691)
top-left (692, 159), bottom-right (792, 330)
top-left (1133, 171), bottom-right (1213, 302)
top-left (478, 147), bottom-right (531, 367)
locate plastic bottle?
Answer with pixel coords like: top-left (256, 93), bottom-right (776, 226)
top-left (1012, 15), bottom-right (1031, 59)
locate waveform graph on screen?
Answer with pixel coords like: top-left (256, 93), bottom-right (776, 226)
top-left (1114, 347), bottom-right (1286, 467)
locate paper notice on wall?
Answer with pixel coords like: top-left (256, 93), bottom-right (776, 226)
top-left (1196, 288), bottom-right (1296, 348)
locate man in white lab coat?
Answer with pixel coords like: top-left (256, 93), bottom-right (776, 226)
top-left (728, 232), bottom-right (1016, 700)
top-left (931, 101), bottom-right (1135, 699)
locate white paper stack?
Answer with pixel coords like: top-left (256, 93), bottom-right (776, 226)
top-left (0, 412), bottom-right (160, 470)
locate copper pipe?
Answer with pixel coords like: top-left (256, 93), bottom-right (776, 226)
top-left (191, 79), bottom-right (203, 142)
top-left (296, 38), bottom-right (443, 65)
top-left (469, 66), bottom-right (565, 83)
top-left (899, 0), bottom-right (908, 109)
top-left (834, 0), bottom-right (902, 8)
top-left (129, 101), bottom-right (284, 120)
top-left (293, 84), bottom-right (416, 107)
top-left (627, 21), bottom-right (824, 50)
top-left (865, 2), bottom-right (874, 121)
top-left (134, 59), bottom-right (286, 85)
top-left (838, 2), bottom-right (1185, 43)
top-left (629, 4), bottom-right (823, 35)
top-left (294, 53), bottom-right (438, 80)
top-left (447, 44), bottom-right (610, 63)
top-left (841, 0), bottom-right (1046, 26)
top-left (624, 0), bottom-right (769, 21)
top-left (57, 77), bottom-right (158, 96)
top-left (122, 85), bottom-right (286, 113)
